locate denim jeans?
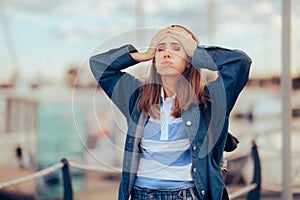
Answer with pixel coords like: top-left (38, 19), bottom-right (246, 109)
top-left (131, 185), bottom-right (200, 200)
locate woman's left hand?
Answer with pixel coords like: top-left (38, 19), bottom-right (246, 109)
top-left (167, 27), bottom-right (198, 57)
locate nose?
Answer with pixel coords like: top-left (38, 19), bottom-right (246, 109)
top-left (163, 50), bottom-right (171, 58)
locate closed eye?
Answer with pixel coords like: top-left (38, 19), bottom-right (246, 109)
top-left (157, 47), bottom-right (165, 52)
top-left (173, 46), bottom-right (181, 51)
top-left (171, 43), bottom-right (181, 51)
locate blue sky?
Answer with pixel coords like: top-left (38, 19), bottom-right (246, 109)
top-left (0, 0), bottom-right (299, 83)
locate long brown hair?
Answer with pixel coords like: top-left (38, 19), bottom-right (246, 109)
top-left (139, 25), bottom-right (209, 118)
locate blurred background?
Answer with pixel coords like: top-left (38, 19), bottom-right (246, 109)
top-left (0, 0), bottom-right (300, 199)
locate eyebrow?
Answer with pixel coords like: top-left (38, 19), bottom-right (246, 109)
top-left (157, 42), bottom-right (181, 46)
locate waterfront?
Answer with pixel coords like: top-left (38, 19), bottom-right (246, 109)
top-left (0, 85), bottom-right (300, 199)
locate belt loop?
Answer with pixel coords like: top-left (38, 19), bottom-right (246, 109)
top-left (178, 190), bottom-right (183, 198)
top-left (189, 187), bottom-right (197, 200)
top-left (183, 189), bottom-right (187, 199)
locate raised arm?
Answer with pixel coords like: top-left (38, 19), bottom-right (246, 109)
top-left (192, 46), bottom-right (252, 115)
top-left (89, 28), bottom-right (171, 121)
top-left (167, 26), bottom-right (251, 114)
top-left (89, 44), bottom-right (142, 121)
top-left (130, 27), bottom-right (170, 62)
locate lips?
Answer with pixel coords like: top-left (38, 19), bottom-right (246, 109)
top-left (161, 61), bottom-right (173, 66)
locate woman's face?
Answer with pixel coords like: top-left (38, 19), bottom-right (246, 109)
top-left (154, 35), bottom-right (189, 77)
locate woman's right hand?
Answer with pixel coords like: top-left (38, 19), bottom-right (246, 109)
top-left (130, 28), bottom-right (169, 62)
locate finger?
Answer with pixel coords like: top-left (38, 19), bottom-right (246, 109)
top-left (168, 29), bottom-right (187, 40)
top-left (149, 29), bottom-right (169, 48)
top-left (154, 29), bottom-right (170, 40)
top-left (166, 32), bottom-right (186, 45)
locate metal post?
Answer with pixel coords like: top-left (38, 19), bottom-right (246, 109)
top-left (0, 0), bottom-right (19, 70)
top-left (281, 0), bottom-right (292, 199)
top-left (135, 0), bottom-right (144, 29)
top-left (61, 158), bottom-right (73, 200)
top-left (247, 141), bottom-right (261, 200)
top-left (135, 0), bottom-right (144, 49)
top-left (207, 0), bottom-right (216, 43)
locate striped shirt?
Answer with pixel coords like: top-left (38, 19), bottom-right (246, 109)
top-left (135, 91), bottom-right (193, 189)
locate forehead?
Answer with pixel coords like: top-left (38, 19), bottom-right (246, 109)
top-left (172, 26), bottom-right (188, 33)
top-left (158, 35), bottom-right (181, 45)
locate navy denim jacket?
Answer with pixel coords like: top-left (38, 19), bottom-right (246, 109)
top-left (90, 44), bottom-right (251, 200)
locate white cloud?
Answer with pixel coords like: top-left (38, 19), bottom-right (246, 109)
top-left (56, 1), bottom-right (121, 17)
top-left (4, 0), bottom-right (67, 13)
top-left (143, 0), bottom-right (202, 16)
top-left (10, 11), bottom-right (47, 25)
top-left (3, 0), bottom-right (137, 46)
top-left (252, 1), bottom-right (274, 15)
top-left (6, 0), bottom-right (135, 18)
top-left (1, 0), bottom-right (300, 80)
top-left (272, 14), bottom-right (281, 28)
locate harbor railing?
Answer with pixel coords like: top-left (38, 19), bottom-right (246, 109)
top-left (0, 142), bottom-right (261, 200)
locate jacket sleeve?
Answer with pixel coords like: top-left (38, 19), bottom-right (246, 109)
top-left (89, 44), bottom-right (142, 121)
top-left (192, 45), bottom-right (252, 115)
top-left (193, 46), bottom-right (252, 165)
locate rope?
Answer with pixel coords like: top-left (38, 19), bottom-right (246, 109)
top-left (0, 161), bottom-right (121, 190)
top-left (229, 183), bottom-right (257, 199)
top-left (0, 158), bottom-right (263, 199)
top-left (0, 162), bottom-right (63, 189)
top-left (68, 161), bottom-right (121, 173)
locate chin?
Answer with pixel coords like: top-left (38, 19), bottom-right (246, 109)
top-left (159, 71), bottom-right (182, 77)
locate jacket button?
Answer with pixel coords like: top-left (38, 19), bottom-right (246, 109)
top-left (193, 146), bottom-right (197, 151)
top-left (193, 167), bottom-right (197, 173)
top-left (128, 138), bottom-right (132, 144)
top-left (201, 190), bottom-right (205, 195)
top-left (186, 120), bottom-right (192, 126)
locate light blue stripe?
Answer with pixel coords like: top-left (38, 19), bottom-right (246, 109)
top-left (141, 149), bottom-right (192, 166)
top-left (137, 114), bottom-right (193, 187)
top-left (143, 121), bottom-right (188, 141)
top-left (134, 177), bottom-right (194, 189)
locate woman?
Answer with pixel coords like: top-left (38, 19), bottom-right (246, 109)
top-left (90, 25), bottom-right (251, 200)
